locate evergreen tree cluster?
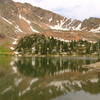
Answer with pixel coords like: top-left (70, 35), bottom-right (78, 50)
top-left (15, 34), bottom-right (99, 55)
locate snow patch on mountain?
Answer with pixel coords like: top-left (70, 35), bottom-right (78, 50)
top-left (19, 14), bottom-right (31, 24)
top-left (50, 19), bottom-right (70, 30)
top-left (2, 17), bottom-right (13, 25)
top-left (50, 25), bottom-right (69, 30)
top-left (90, 26), bottom-right (100, 33)
top-left (49, 17), bottom-right (52, 22)
top-left (19, 14), bottom-right (39, 33)
top-left (75, 23), bottom-right (82, 30)
top-left (15, 25), bottom-right (23, 33)
top-left (50, 18), bottom-right (81, 31)
top-left (30, 26), bottom-right (39, 33)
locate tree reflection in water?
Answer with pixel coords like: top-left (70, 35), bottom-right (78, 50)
top-left (0, 56), bottom-right (100, 100)
top-left (13, 56), bottom-right (97, 77)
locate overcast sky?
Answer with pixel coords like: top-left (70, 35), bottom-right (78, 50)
top-left (13, 0), bottom-right (100, 20)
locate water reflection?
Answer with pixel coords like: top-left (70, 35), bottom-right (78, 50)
top-left (0, 56), bottom-right (100, 100)
top-left (12, 56), bottom-right (97, 77)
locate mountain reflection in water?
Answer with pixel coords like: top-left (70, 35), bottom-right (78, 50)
top-left (0, 56), bottom-right (100, 100)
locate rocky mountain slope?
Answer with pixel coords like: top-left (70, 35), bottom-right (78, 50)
top-left (0, 0), bottom-right (100, 50)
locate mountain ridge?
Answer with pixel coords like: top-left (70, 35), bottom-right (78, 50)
top-left (0, 0), bottom-right (100, 48)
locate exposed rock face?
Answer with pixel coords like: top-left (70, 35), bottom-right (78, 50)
top-left (0, 0), bottom-right (100, 43)
top-left (82, 17), bottom-right (100, 29)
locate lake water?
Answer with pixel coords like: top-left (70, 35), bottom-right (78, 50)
top-left (0, 55), bottom-right (100, 100)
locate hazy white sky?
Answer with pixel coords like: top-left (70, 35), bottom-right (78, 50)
top-left (13, 0), bottom-right (100, 20)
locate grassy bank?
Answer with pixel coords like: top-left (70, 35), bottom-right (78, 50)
top-left (0, 46), bottom-right (12, 55)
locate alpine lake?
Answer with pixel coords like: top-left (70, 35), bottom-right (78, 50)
top-left (0, 55), bottom-right (100, 100)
